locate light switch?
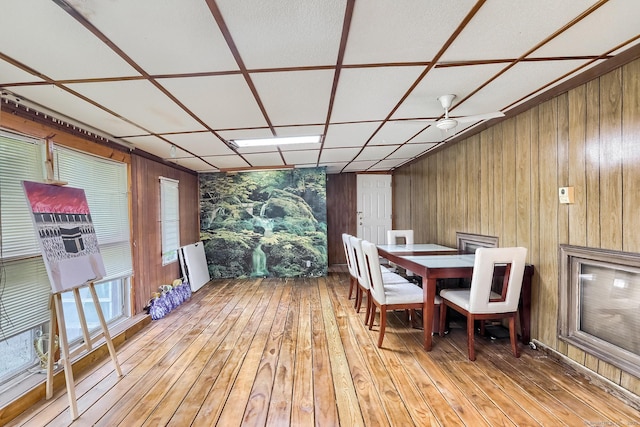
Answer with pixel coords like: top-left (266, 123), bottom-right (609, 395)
top-left (559, 186), bottom-right (575, 204)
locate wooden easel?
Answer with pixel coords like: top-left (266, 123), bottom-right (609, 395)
top-left (45, 281), bottom-right (123, 420)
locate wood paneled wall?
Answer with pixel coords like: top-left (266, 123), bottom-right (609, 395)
top-left (326, 172), bottom-right (357, 265)
top-left (393, 58), bottom-right (640, 395)
top-left (130, 154), bottom-right (199, 313)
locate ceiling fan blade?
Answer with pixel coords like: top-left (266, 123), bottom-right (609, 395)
top-left (455, 111), bottom-right (505, 123)
top-left (390, 119), bottom-right (438, 125)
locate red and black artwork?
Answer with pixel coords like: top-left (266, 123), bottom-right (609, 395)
top-left (22, 181), bottom-right (106, 293)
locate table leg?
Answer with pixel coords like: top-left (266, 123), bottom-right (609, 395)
top-left (423, 277), bottom-right (437, 350)
top-left (519, 272), bottom-right (532, 344)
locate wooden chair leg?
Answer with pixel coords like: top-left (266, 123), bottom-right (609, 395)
top-left (368, 303), bottom-right (376, 330)
top-left (348, 277), bottom-right (355, 299)
top-left (354, 286), bottom-right (361, 311)
top-left (439, 303), bottom-right (447, 336)
top-left (467, 314), bottom-right (476, 361)
top-left (509, 316), bottom-right (520, 358)
top-left (364, 291), bottom-right (371, 325)
top-left (377, 309), bottom-right (387, 347)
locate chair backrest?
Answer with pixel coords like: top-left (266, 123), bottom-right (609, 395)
top-left (342, 233), bottom-right (356, 278)
top-left (349, 236), bottom-right (370, 290)
top-left (468, 247), bottom-right (527, 314)
top-left (361, 240), bottom-right (387, 304)
top-left (386, 229), bottom-right (414, 245)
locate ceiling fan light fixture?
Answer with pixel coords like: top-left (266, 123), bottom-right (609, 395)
top-left (436, 118), bottom-right (458, 131)
top-left (231, 135), bottom-right (322, 148)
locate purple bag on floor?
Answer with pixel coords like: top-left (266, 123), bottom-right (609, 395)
top-left (149, 297), bottom-right (168, 320)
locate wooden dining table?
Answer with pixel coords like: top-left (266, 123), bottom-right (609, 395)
top-left (377, 244), bottom-right (534, 351)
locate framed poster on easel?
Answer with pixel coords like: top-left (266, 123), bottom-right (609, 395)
top-left (22, 180), bottom-right (122, 421)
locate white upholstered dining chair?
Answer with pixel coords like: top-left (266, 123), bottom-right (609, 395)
top-left (341, 233), bottom-right (357, 300)
top-left (386, 229), bottom-right (415, 277)
top-left (439, 247), bottom-right (527, 361)
top-left (349, 236), bottom-right (407, 324)
top-left (361, 240), bottom-right (435, 348)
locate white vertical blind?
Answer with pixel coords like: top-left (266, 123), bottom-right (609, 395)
top-left (160, 177), bottom-right (180, 265)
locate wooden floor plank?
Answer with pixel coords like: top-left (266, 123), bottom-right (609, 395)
top-left (4, 272), bottom-right (639, 427)
top-left (241, 281), bottom-right (292, 426)
top-left (325, 273), bottom-right (391, 426)
top-left (216, 279), bottom-right (286, 426)
top-left (291, 278), bottom-right (315, 426)
top-left (265, 280), bottom-right (299, 426)
top-left (317, 276), bottom-right (364, 427)
top-left (309, 278), bottom-right (340, 426)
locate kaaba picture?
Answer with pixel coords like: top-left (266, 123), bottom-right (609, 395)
top-left (22, 181), bottom-right (106, 293)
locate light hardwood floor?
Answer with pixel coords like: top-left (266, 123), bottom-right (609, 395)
top-left (8, 271), bottom-right (640, 426)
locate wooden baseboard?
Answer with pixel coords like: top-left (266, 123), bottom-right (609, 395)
top-left (531, 339), bottom-right (640, 411)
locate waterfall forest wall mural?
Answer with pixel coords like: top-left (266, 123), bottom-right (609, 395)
top-left (199, 167), bottom-right (327, 279)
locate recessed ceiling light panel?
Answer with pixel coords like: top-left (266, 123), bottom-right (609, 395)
top-left (231, 135), bottom-right (321, 148)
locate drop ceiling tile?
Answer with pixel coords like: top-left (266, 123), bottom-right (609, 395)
top-left (369, 121), bottom-right (431, 146)
top-left (530, 0), bottom-right (640, 58)
top-left (251, 70), bottom-right (333, 126)
top-left (387, 143), bottom-right (438, 159)
top-left (216, 0), bottom-right (345, 69)
top-left (163, 132), bottom-right (236, 156)
top-left (320, 147), bottom-right (361, 163)
top-left (343, 160), bottom-right (377, 172)
top-left (369, 158), bottom-right (408, 170)
top-left (274, 125), bottom-right (325, 138)
top-left (172, 157), bottom-right (219, 173)
top-left (126, 135), bottom-right (175, 158)
top-left (440, 0), bottom-right (600, 62)
top-left (158, 74), bottom-right (267, 130)
top-left (67, 80), bottom-right (206, 134)
top-left (243, 152), bottom-right (285, 167)
top-left (0, 60), bottom-right (45, 85)
top-left (8, 85), bottom-right (147, 137)
top-left (0, 0), bottom-right (138, 80)
top-left (202, 155), bottom-right (251, 169)
top-left (282, 150), bottom-right (320, 165)
top-left (462, 59), bottom-right (590, 114)
top-left (323, 122), bottom-right (382, 148)
top-left (66, 0), bottom-right (238, 74)
top-left (345, 0), bottom-right (477, 64)
top-left (331, 67), bottom-right (424, 122)
top-left (354, 145), bottom-right (400, 162)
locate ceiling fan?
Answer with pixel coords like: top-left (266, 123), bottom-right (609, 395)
top-left (406, 94), bottom-right (505, 131)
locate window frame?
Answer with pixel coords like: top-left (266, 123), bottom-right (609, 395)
top-left (160, 177), bottom-right (180, 265)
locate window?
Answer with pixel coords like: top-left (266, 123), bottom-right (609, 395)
top-left (160, 177), bottom-right (180, 265)
top-left (559, 245), bottom-right (640, 378)
top-left (0, 130), bottom-right (132, 384)
top-left (456, 232), bottom-right (499, 253)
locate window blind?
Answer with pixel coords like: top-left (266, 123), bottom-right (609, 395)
top-left (54, 147), bottom-right (133, 279)
top-left (0, 132), bottom-right (51, 338)
top-left (0, 132), bottom-right (133, 340)
top-left (160, 177), bottom-right (180, 265)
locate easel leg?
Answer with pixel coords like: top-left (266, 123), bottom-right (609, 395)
top-left (53, 293), bottom-right (79, 420)
top-left (88, 282), bottom-right (123, 377)
top-left (46, 296), bottom-right (55, 400)
top-left (73, 287), bottom-right (93, 351)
